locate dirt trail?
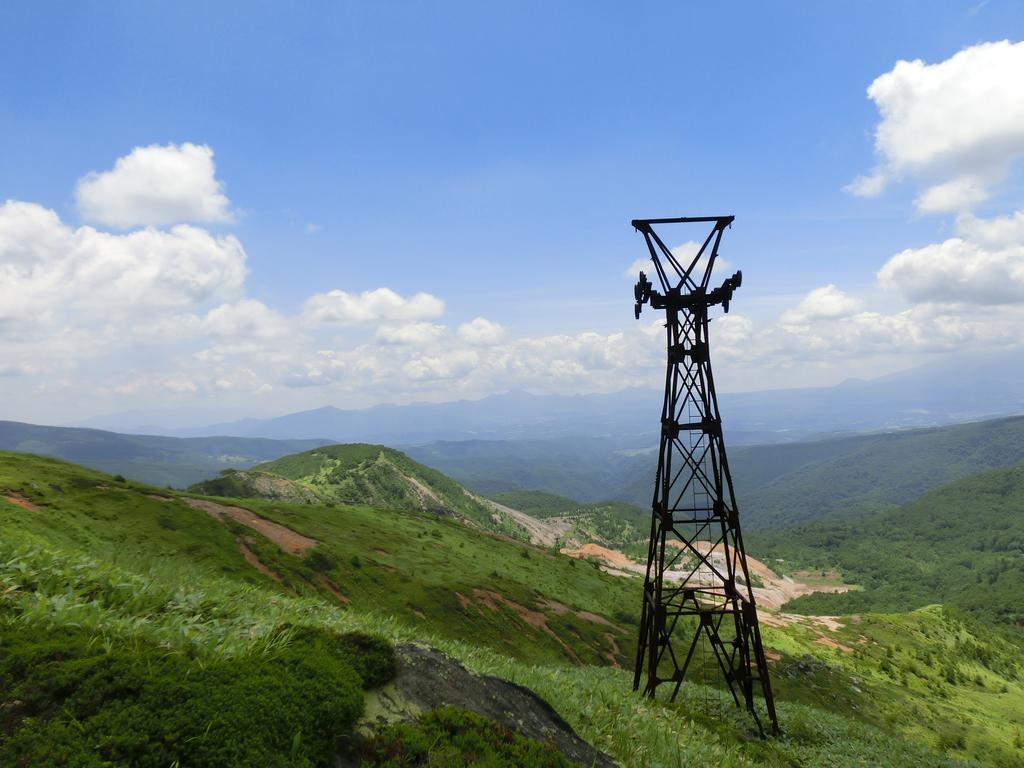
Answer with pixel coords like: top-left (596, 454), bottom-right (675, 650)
top-left (235, 537), bottom-right (284, 584)
top-left (184, 498), bottom-right (319, 555)
top-left (4, 494), bottom-right (40, 512)
top-left (315, 574), bottom-right (350, 605)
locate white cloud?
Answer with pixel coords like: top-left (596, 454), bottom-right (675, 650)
top-left (376, 322), bottom-right (447, 345)
top-left (0, 200), bottom-right (246, 335)
top-left (456, 317), bottom-right (504, 345)
top-left (624, 256), bottom-right (650, 278)
top-left (878, 235), bottom-right (1024, 305)
top-left (403, 349), bottom-right (480, 382)
top-left (957, 209), bottom-right (1024, 247)
top-left (914, 176), bottom-right (989, 214)
top-left (624, 241), bottom-right (731, 281)
top-left (781, 285), bottom-right (863, 324)
top-left (843, 171), bottom-right (888, 198)
top-left (302, 287), bottom-right (444, 325)
top-left (202, 299), bottom-right (292, 341)
top-left (75, 143), bottom-right (233, 227)
top-left (848, 40), bottom-right (1024, 212)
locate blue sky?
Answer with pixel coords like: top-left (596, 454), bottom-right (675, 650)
top-left (2, 1), bottom-right (1023, 424)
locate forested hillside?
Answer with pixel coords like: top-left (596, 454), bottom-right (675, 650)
top-left (751, 462), bottom-right (1024, 624)
top-left (410, 416), bottom-right (1024, 532)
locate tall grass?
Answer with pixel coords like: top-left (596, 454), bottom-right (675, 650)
top-left (0, 539), bottom-right (959, 767)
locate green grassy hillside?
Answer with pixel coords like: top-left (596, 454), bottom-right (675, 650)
top-left (750, 462), bottom-right (1024, 624)
top-left (5, 451), bottom-right (1024, 765)
top-left (3, 452), bottom-right (634, 668)
top-left (192, 443), bottom-right (527, 538)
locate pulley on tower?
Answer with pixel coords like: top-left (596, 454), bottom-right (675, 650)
top-left (630, 215), bottom-right (779, 737)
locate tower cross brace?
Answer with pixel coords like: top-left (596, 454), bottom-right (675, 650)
top-left (630, 215), bottom-right (779, 736)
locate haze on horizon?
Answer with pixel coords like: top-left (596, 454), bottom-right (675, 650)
top-left (2, 2), bottom-right (1024, 426)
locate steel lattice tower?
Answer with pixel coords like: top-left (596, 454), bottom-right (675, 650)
top-left (630, 215), bottom-right (779, 736)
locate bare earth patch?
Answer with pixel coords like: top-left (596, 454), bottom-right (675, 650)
top-left (235, 536), bottom-right (285, 584)
top-left (4, 494), bottom-right (39, 512)
top-left (471, 588), bottom-right (582, 663)
top-left (183, 498), bottom-right (319, 555)
top-left (556, 538), bottom-right (861, 653)
top-left (315, 574), bottom-right (350, 605)
top-left (482, 498), bottom-right (572, 547)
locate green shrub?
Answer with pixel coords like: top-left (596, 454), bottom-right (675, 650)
top-left (304, 549), bottom-right (338, 572)
top-left (0, 621), bottom-right (393, 767)
top-left (359, 706), bottom-right (573, 767)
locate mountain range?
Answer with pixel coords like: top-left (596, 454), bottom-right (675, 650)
top-left (72, 349), bottom-right (1024, 446)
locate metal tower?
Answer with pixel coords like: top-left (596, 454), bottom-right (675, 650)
top-left (630, 215), bottom-right (779, 736)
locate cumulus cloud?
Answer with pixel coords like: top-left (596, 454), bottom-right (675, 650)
top-left (76, 143), bottom-right (233, 227)
top-left (624, 241), bottom-right (731, 281)
top-left (202, 299), bottom-right (292, 341)
top-left (781, 285), bottom-right (863, 324)
top-left (914, 176), bottom-right (990, 213)
top-left (303, 287), bottom-right (444, 325)
top-left (957, 209), bottom-right (1024, 247)
top-left (0, 200), bottom-right (246, 334)
top-left (376, 322), bottom-right (447, 346)
top-left (456, 317), bottom-right (504, 345)
top-left (877, 234), bottom-right (1024, 305)
top-left (848, 40), bottom-right (1024, 212)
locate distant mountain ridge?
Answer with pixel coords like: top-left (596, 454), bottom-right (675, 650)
top-left (408, 415), bottom-right (1024, 532)
top-left (0, 420), bottom-right (330, 488)
top-left (81, 349), bottom-right (1024, 445)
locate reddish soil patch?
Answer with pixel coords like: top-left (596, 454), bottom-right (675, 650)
top-left (815, 635), bottom-right (854, 653)
top-left (536, 599), bottom-right (571, 615)
top-left (560, 543), bottom-right (635, 570)
top-left (576, 610), bottom-right (614, 627)
top-left (373, 548), bottom-right (390, 556)
top-left (604, 632), bottom-right (622, 667)
top-left (315, 574), bottom-right (350, 605)
top-left (455, 592), bottom-right (472, 610)
top-left (765, 650), bottom-right (782, 662)
top-left (471, 589), bottom-right (581, 664)
top-left (146, 494), bottom-right (174, 503)
top-left (235, 537), bottom-right (284, 585)
top-left (184, 498), bottom-right (318, 555)
top-left (4, 494), bottom-right (39, 512)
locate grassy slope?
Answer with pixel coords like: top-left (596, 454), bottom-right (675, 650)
top-left (749, 462), bottom-right (1024, 624)
top-left (2, 451), bottom-right (633, 668)
top-left (196, 444), bottom-right (517, 535)
top-left (4, 451), bottom-right (1024, 765)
